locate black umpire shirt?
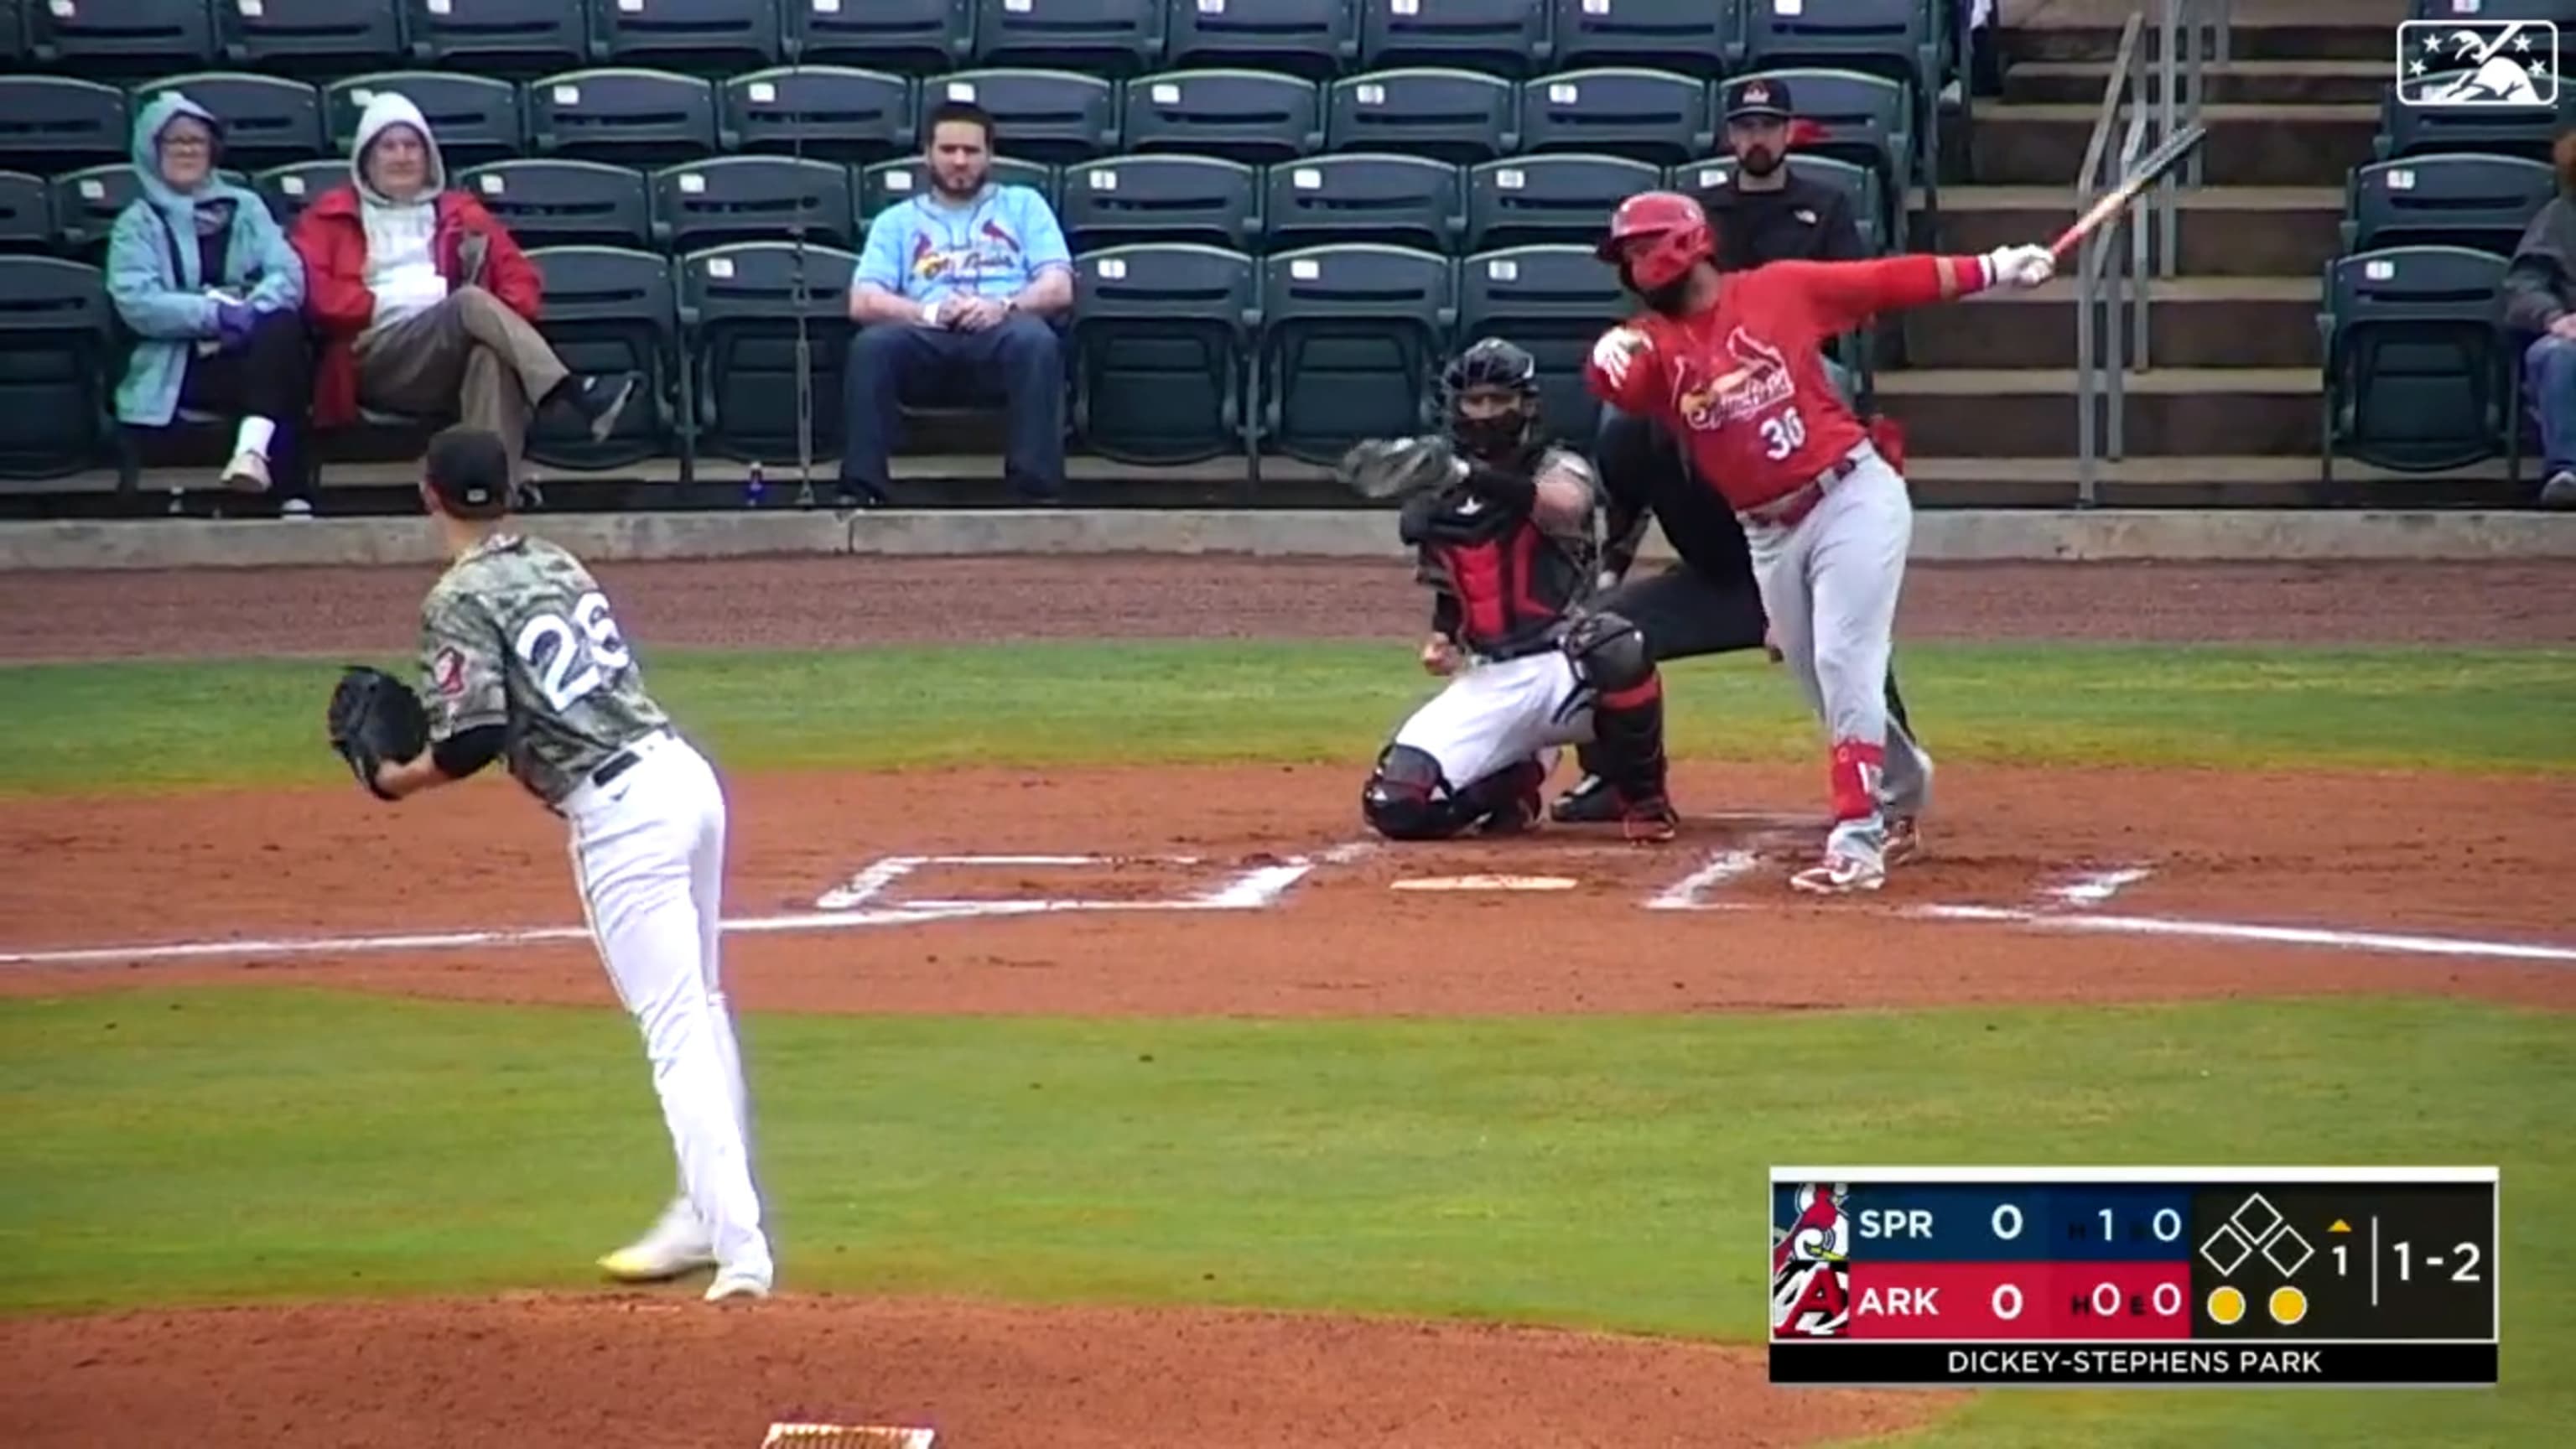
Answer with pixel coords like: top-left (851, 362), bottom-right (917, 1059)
top-left (1690, 166), bottom-right (1869, 269)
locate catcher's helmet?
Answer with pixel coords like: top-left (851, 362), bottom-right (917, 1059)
top-left (1440, 337), bottom-right (1543, 460)
top-left (1597, 190), bottom-right (1714, 292)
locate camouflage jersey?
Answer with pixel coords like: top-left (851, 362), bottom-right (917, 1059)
top-left (1400, 444), bottom-right (1602, 660)
top-left (417, 532), bottom-right (668, 808)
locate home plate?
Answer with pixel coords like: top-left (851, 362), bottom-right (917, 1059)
top-left (762, 1426), bottom-right (934, 1448)
top-left (1390, 875), bottom-right (1581, 892)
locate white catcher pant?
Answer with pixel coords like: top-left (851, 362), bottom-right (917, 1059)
top-left (1744, 444), bottom-right (1935, 856)
top-left (1391, 650), bottom-right (1594, 789)
top-left (563, 731), bottom-right (772, 1280)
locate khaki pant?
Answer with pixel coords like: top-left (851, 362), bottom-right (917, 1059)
top-left (355, 286), bottom-right (567, 477)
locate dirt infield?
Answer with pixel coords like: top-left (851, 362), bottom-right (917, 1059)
top-left (3, 556), bottom-right (2569, 1448)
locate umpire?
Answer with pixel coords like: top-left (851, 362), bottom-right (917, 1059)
top-left (1550, 75), bottom-right (1924, 845)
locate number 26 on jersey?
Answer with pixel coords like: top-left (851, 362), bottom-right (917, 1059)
top-left (515, 590), bottom-right (633, 711)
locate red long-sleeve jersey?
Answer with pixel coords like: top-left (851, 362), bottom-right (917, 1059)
top-left (1584, 254), bottom-right (1994, 513)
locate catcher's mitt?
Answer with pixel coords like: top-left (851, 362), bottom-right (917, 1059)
top-left (327, 665), bottom-right (429, 802)
top-left (1337, 434), bottom-right (1466, 501)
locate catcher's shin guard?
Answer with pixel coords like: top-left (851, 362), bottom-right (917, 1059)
top-left (1564, 612), bottom-right (1673, 835)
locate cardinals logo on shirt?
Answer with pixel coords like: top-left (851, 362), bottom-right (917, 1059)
top-left (1673, 326), bottom-right (1795, 432)
top-left (909, 219), bottom-right (1026, 283)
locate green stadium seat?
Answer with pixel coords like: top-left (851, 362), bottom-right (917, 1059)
top-left (460, 158), bottom-right (657, 251)
top-left (1469, 153), bottom-right (1661, 252)
top-left (1167, 0), bottom-right (1355, 82)
top-left (972, 0), bottom-right (1164, 77)
top-left (653, 155), bottom-right (856, 253)
top-left (2319, 245), bottom-right (2514, 480)
top-left (134, 74), bottom-right (327, 171)
top-left (1062, 154), bottom-right (1260, 252)
top-left (1550, 0), bottom-right (1730, 78)
top-left (1070, 242), bottom-right (1259, 465)
top-left (784, 0), bottom-right (972, 75)
top-left (1358, 0), bottom-right (1552, 80)
top-left (860, 155), bottom-right (1057, 231)
top-left (0, 78), bottom-right (131, 177)
top-left (0, 0), bottom-right (22, 69)
top-left (1457, 243), bottom-right (1626, 445)
top-left (523, 245), bottom-right (679, 471)
top-left (1263, 152), bottom-right (1463, 254)
top-left (217, 0), bottom-right (405, 76)
top-left (1259, 242), bottom-right (1455, 462)
top-left (50, 163), bottom-right (250, 258)
top-left (723, 66), bottom-right (915, 164)
top-left (2379, 74), bottom-right (2576, 162)
top-left (27, 0), bottom-right (214, 76)
top-left (0, 172), bottom-right (50, 256)
top-left (402, 0), bottom-right (590, 78)
top-left (1326, 68), bottom-right (1517, 166)
top-left (0, 255), bottom-right (112, 480)
top-left (677, 239), bottom-right (861, 463)
top-left (1121, 70), bottom-right (1325, 167)
top-left (529, 68), bottom-right (722, 167)
top-left (926, 69), bottom-right (1119, 164)
top-left (1516, 66), bottom-right (1713, 168)
top-left (252, 158), bottom-right (352, 229)
top-left (2344, 154), bottom-right (2556, 257)
top-left (326, 72), bottom-right (526, 169)
top-left (593, 0), bottom-right (784, 75)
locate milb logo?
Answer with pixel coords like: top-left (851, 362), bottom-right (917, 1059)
top-left (2397, 14), bottom-right (2560, 106)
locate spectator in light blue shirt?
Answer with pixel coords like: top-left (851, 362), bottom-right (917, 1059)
top-left (844, 101), bottom-right (1074, 504)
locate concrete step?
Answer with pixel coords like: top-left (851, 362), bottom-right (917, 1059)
top-left (2003, 59), bottom-right (2392, 106)
top-left (1972, 102), bottom-right (2380, 189)
top-left (2000, 0), bottom-right (2407, 65)
top-left (1903, 276), bottom-right (2322, 370)
top-left (1935, 184), bottom-right (2345, 278)
top-left (1902, 453), bottom-right (2525, 508)
top-left (1877, 366), bottom-right (2321, 456)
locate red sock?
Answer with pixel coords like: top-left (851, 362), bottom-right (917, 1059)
top-left (1829, 740), bottom-right (1885, 823)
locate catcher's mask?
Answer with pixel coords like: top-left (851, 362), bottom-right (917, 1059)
top-left (1598, 190), bottom-right (1715, 315)
top-left (1441, 338), bottom-right (1542, 462)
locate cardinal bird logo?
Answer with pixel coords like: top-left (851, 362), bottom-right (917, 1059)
top-left (1675, 326), bottom-right (1795, 429)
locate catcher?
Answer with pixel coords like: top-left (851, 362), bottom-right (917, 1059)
top-left (326, 425), bottom-right (773, 1303)
top-left (1347, 337), bottom-right (1676, 844)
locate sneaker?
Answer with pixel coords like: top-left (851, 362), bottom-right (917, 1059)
top-left (554, 374), bottom-right (641, 443)
top-left (704, 1270), bottom-right (772, 1303)
top-left (1790, 851), bottom-right (1888, 896)
top-left (1548, 774), bottom-right (1620, 824)
top-left (220, 449), bottom-right (271, 494)
top-left (596, 1197), bottom-right (715, 1283)
top-left (2543, 472), bottom-right (2576, 509)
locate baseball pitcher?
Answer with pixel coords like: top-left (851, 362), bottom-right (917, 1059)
top-left (1587, 191), bottom-right (2054, 893)
top-left (325, 427), bottom-right (772, 1302)
top-left (1347, 338), bottom-right (1677, 844)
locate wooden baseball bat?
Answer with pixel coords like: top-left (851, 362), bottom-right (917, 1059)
top-left (2049, 125), bottom-right (2209, 262)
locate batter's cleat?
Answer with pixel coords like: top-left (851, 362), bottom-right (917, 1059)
top-left (704, 1270), bottom-right (773, 1302)
top-left (1619, 796), bottom-right (1680, 844)
top-left (1884, 814), bottom-right (1923, 866)
top-left (598, 1197), bottom-right (716, 1283)
top-left (1790, 852), bottom-right (1888, 896)
top-left (1548, 774), bottom-right (1620, 825)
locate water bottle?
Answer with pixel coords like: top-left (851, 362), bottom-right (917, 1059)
top-left (745, 460), bottom-right (766, 509)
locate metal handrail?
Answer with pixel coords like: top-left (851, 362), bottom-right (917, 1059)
top-left (2071, 0), bottom-right (2231, 505)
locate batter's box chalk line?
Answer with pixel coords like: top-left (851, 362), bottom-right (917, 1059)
top-left (763, 1426), bottom-right (933, 1449)
top-left (811, 844), bottom-right (1373, 915)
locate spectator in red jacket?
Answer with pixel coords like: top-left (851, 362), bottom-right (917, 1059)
top-left (289, 92), bottom-right (636, 481)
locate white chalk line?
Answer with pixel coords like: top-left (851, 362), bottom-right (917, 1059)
top-left (2044, 866), bottom-right (2157, 907)
top-left (1646, 850), bottom-right (1763, 911)
top-left (1911, 904), bottom-right (2576, 964)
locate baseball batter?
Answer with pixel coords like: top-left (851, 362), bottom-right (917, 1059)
top-left (1586, 193), bottom-right (2055, 893)
top-left (352, 427), bottom-right (772, 1302)
top-left (1350, 339), bottom-right (1676, 844)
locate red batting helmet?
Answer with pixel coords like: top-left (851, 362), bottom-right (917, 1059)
top-left (1597, 190), bottom-right (1714, 291)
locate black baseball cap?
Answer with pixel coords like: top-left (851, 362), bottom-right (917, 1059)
top-left (1724, 77), bottom-right (1795, 122)
top-left (423, 425), bottom-right (512, 519)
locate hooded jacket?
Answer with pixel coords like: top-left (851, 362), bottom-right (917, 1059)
top-left (289, 91), bottom-right (542, 428)
top-left (2501, 195), bottom-right (2576, 337)
top-left (104, 91), bottom-right (306, 427)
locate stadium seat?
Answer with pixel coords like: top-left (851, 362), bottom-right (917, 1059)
top-left (1070, 242), bottom-right (1259, 465)
top-left (1549, 0), bottom-right (1730, 77)
top-left (972, 0), bottom-right (1164, 76)
top-left (1468, 152), bottom-right (1661, 252)
top-left (1673, 153), bottom-right (1887, 253)
top-left (677, 239), bottom-right (862, 463)
top-left (1732, 68), bottom-right (1912, 241)
top-left (0, 78), bottom-right (132, 176)
top-left (1061, 153), bottom-right (1259, 252)
top-left (523, 245), bottom-right (678, 470)
top-left (402, 0), bottom-right (591, 78)
top-left (593, 0), bottom-right (784, 74)
top-left (54, 163), bottom-right (247, 257)
top-left (459, 158), bottom-right (656, 250)
top-left (0, 255), bottom-right (112, 480)
top-left (2344, 154), bottom-right (2557, 257)
top-left (859, 155), bottom-right (1057, 230)
top-left (0, 173), bottom-right (50, 256)
top-left (1326, 68), bottom-right (1518, 165)
top-left (783, 0), bottom-right (972, 74)
top-left (326, 73), bottom-right (526, 169)
top-left (1121, 70), bottom-right (1325, 167)
top-left (926, 70), bottom-right (1119, 164)
top-left (529, 69), bottom-right (722, 167)
top-left (723, 66), bottom-right (915, 164)
top-left (134, 74), bottom-right (327, 172)
top-left (2320, 245), bottom-right (2514, 480)
top-left (217, 0), bottom-right (406, 75)
top-left (26, 0), bottom-right (215, 75)
top-left (252, 158), bottom-right (352, 228)
top-left (1263, 152), bottom-right (1463, 253)
top-left (1357, 0), bottom-right (1552, 80)
top-left (2377, 75), bottom-right (2574, 162)
top-left (1259, 242), bottom-right (1455, 462)
top-left (1457, 243), bottom-right (1625, 444)
top-left (1166, 0), bottom-right (1356, 82)
top-left (0, 0), bottom-right (21, 68)
top-left (1516, 67), bottom-right (1712, 168)
top-left (653, 155), bottom-right (856, 253)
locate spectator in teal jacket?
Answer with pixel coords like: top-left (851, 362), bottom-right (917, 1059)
top-left (106, 91), bottom-right (314, 512)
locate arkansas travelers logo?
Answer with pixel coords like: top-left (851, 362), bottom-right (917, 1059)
top-left (1771, 1182), bottom-right (1853, 1337)
top-left (1673, 327), bottom-right (1795, 431)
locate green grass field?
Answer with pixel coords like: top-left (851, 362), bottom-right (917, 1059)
top-left (3, 641), bottom-right (2570, 1446)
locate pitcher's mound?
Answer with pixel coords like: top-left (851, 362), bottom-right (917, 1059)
top-left (0, 1294), bottom-right (1955, 1448)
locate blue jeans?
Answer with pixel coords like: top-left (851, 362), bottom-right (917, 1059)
top-left (841, 312), bottom-right (1066, 499)
top-left (2523, 335), bottom-right (2576, 475)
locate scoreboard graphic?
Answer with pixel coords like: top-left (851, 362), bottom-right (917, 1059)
top-left (1768, 1167), bottom-right (2498, 1387)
